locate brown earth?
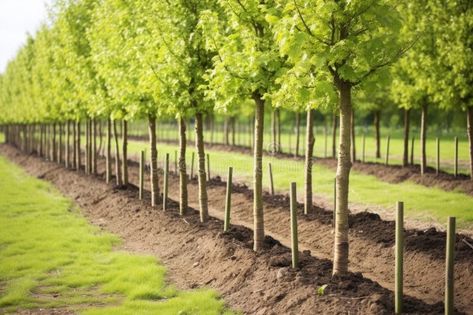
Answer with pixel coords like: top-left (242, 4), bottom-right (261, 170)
top-left (1, 144), bottom-right (471, 314)
top-left (131, 136), bottom-right (473, 197)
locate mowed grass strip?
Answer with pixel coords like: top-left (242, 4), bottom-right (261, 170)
top-left (127, 141), bottom-right (473, 229)
top-left (0, 156), bottom-right (232, 315)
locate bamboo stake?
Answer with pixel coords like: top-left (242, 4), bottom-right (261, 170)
top-left (268, 162), bottom-right (275, 196)
top-left (395, 201), bottom-right (404, 314)
top-left (454, 137), bottom-right (458, 177)
top-left (224, 167), bottom-right (233, 232)
top-left (139, 150), bottom-right (144, 200)
top-left (445, 217), bottom-right (456, 315)
top-left (290, 182), bottom-right (299, 269)
top-left (385, 135), bottom-right (391, 166)
top-left (163, 153), bottom-right (169, 211)
top-left (436, 137), bottom-right (440, 175)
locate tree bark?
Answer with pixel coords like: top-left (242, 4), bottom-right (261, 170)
top-left (92, 118), bottom-right (97, 174)
top-left (224, 117), bottom-right (230, 145)
top-left (333, 79), bottom-right (352, 276)
top-left (76, 121), bottom-right (81, 170)
top-left (66, 121), bottom-right (70, 168)
top-left (148, 115), bottom-right (159, 206)
top-left (271, 108), bottom-right (277, 153)
top-left (58, 123), bottom-right (63, 164)
top-left (113, 120), bottom-right (122, 186)
top-left (39, 124), bottom-right (44, 157)
top-left (178, 117), bottom-right (188, 215)
top-left (52, 123), bottom-right (57, 162)
top-left (402, 108), bottom-right (411, 167)
top-left (304, 109), bottom-right (315, 215)
top-left (122, 120), bottom-right (128, 185)
top-left (195, 112), bottom-right (209, 222)
top-left (295, 112), bottom-right (301, 157)
top-left (374, 111), bottom-right (381, 159)
top-left (467, 106), bottom-right (473, 180)
top-left (332, 113), bottom-right (337, 158)
top-left (72, 122), bottom-right (76, 169)
top-left (106, 119), bottom-right (112, 183)
top-left (252, 91), bottom-right (265, 251)
top-left (277, 108), bottom-right (281, 152)
top-left (350, 109), bottom-right (356, 163)
top-left (420, 103), bottom-right (428, 175)
top-left (231, 116), bottom-right (236, 146)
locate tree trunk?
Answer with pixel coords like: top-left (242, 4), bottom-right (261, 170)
top-left (122, 120), bottom-right (128, 185)
top-left (92, 118), bottom-right (97, 174)
top-left (277, 108), bottom-right (281, 152)
top-left (467, 106), bottom-right (473, 180)
top-left (72, 122), bottom-right (77, 169)
top-left (113, 120), bottom-right (122, 186)
top-left (39, 124), bottom-right (44, 157)
top-left (178, 117), bottom-right (188, 215)
top-left (252, 91), bottom-right (265, 251)
top-left (76, 121), bottom-right (81, 170)
top-left (106, 119), bottom-right (112, 183)
top-left (85, 120), bottom-right (89, 173)
top-left (403, 108), bottom-right (411, 167)
top-left (333, 80), bottom-right (352, 276)
top-left (52, 123), bottom-right (57, 162)
top-left (224, 117), bottom-right (230, 145)
top-left (332, 113), bottom-right (337, 158)
top-left (295, 112), bottom-right (301, 157)
top-left (420, 103), bottom-right (428, 175)
top-left (374, 111), bottom-right (381, 159)
top-left (195, 112), bottom-right (209, 222)
top-left (271, 108), bottom-right (277, 154)
top-left (350, 109), bottom-right (356, 163)
top-left (58, 123), bottom-right (63, 164)
top-left (231, 116), bottom-right (236, 146)
top-left (304, 109), bottom-right (315, 215)
top-left (148, 115), bottom-right (159, 206)
top-left (66, 121), bottom-right (70, 168)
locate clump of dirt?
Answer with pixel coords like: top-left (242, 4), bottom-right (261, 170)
top-left (0, 144), bottom-right (453, 314)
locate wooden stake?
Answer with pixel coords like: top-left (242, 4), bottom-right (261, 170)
top-left (385, 135), bottom-right (391, 166)
top-left (224, 167), bottom-right (233, 232)
top-left (139, 150), bottom-right (144, 200)
top-left (290, 182), bottom-right (299, 269)
top-left (190, 152), bottom-right (195, 180)
top-left (207, 153), bottom-right (210, 181)
top-left (445, 217), bottom-right (456, 315)
top-left (436, 137), bottom-right (440, 175)
top-left (268, 162), bottom-right (275, 196)
top-left (395, 201), bottom-right (404, 314)
top-left (163, 153), bottom-right (169, 211)
top-left (454, 137), bottom-right (458, 177)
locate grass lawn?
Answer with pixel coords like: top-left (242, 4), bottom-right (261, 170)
top-left (0, 155), bottom-right (232, 315)
top-left (125, 140), bottom-right (473, 230)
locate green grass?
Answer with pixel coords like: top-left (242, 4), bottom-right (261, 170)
top-left (127, 121), bottom-right (471, 175)
top-left (126, 140), bottom-right (473, 229)
top-left (0, 156), bottom-right (232, 314)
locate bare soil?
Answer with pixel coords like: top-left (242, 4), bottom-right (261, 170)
top-left (1, 144), bottom-right (471, 314)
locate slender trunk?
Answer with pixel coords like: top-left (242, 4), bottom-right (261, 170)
top-left (420, 103), bottom-right (428, 175)
top-left (252, 91), bottom-right (265, 251)
top-left (122, 120), bottom-right (128, 185)
top-left (271, 108), bottom-right (277, 153)
top-left (231, 117), bottom-right (236, 146)
top-left (66, 121), bottom-right (70, 168)
top-left (374, 111), bottom-right (381, 159)
top-left (178, 117), bottom-right (188, 215)
top-left (113, 120), bottom-right (122, 186)
top-left (39, 124), bottom-right (44, 157)
top-left (97, 120), bottom-right (103, 157)
top-left (58, 123), bottom-right (63, 164)
top-left (195, 112), bottom-right (209, 222)
top-left (92, 118), bottom-right (97, 174)
top-left (77, 121), bottom-right (81, 171)
top-left (224, 117), bottom-right (230, 145)
top-left (402, 108), bottom-right (411, 167)
top-left (106, 119), bottom-right (112, 183)
top-left (277, 108), bottom-right (281, 153)
top-left (332, 113), bottom-right (337, 158)
top-left (350, 109), bottom-right (356, 163)
top-left (72, 122), bottom-right (77, 169)
top-left (304, 109), bottom-right (315, 215)
top-left (467, 106), bottom-right (473, 180)
top-left (52, 123), bottom-right (57, 162)
top-left (295, 112), bottom-right (301, 157)
top-left (333, 80), bottom-right (352, 276)
top-left (148, 115), bottom-right (159, 206)
top-left (85, 120), bottom-right (89, 173)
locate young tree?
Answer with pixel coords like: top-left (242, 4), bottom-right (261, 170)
top-left (273, 0), bottom-right (405, 275)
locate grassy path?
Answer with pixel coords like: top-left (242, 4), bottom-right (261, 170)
top-left (126, 141), bottom-right (473, 230)
top-left (0, 155), bottom-right (231, 314)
